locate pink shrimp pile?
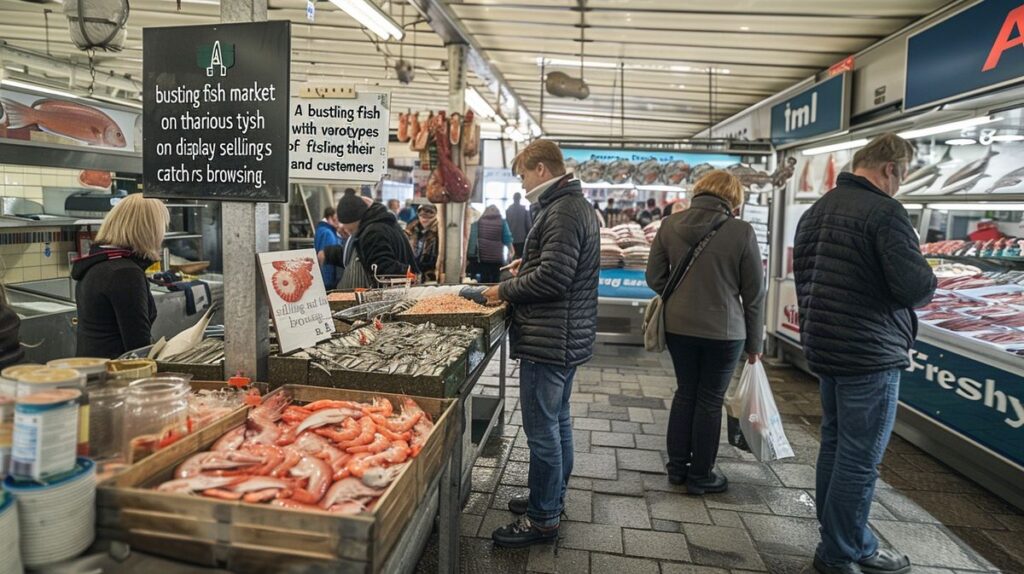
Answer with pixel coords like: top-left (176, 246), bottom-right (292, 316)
top-left (155, 393), bottom-right (435, 514)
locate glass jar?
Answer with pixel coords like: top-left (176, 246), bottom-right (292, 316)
top-left (122, 377), bottom-right (190, 464)
top-left (88, 385), bottom-right (128, 462)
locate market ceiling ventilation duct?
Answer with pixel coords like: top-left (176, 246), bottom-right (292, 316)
top-left (546, 71), bottom-right (590, 100)
top-left (64, 0), bottom-right (130, 52)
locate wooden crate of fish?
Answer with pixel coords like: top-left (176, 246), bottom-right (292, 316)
top-left (327, 291), bottom-right (361, 312)
top-left (96, 385), bottom-right (457, 574)
top-left (157, 338), bottom-right (227, 381)
top-left (395, 296), bottom-right (507, 349)
top-left (268, 322), bottom-right (482, 398)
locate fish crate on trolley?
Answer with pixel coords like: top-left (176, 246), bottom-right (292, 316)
top-left (96, 385), bottom-right (457, 574)
top-left (394, 303), bottom-right (507, 350)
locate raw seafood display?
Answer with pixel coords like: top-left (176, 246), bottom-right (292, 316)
top-left (160, 338), bottom-right (225, 365)
top-left (918, 270), bottom-right (1024, 351)
top-left (922, 238), bottom-right (1023, 258)
top-left (156, 393), bottom-right (435, 513)
top-left (403, 294), bottom-right (490, 315)
top-left (296, 322), bottom-right (480, 377)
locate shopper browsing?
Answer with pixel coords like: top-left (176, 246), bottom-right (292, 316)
top-left (72, 194), bottom-right (170, 358)
top-left (481, 140), bottom-right (600, 548)
top-left (405, 203), bottom-right (439, 283)
top-left (794, 134), bottom-right (936, 574)
top-left (314, 207), bottom-right (343, 290)
top-left (321, 190), bottom-right (417, 289)
top-left (468, 205), bottom-right (513, 283)
top-left (505, 192), bottom-right (532, 258)
top-left (645, 171), bottom-right (765, 494)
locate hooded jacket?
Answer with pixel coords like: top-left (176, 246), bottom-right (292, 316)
top-left (314, 220), bottom-right (343, 289)
top-left (498, 176), bottom-right (600, 367)
top-left (793, 172), bottom-right (936, 375)
top-left (71, 247), bottom-right (157, 358)
top-left (324, 203), bottom-right (417, 285)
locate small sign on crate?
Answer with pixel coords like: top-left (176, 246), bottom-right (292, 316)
top-left (257, 248), bottom-right (335, 353)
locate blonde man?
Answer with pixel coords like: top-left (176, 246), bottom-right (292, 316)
top-left (71, 193), bottom-right (169, 358)
top-left (483, 140), bottom-right (600, 547)
top-left (794, 133), bottom-right (934, 574)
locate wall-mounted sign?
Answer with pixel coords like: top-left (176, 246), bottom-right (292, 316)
top-left (0, 84), bottom-right (140, 153)
top-left (903, 340), bottom-right (1024, 467)
top-left (288, 91), bottom-right (390, 182)
top-left (598, 269), bottom-right (655, 300)
top-left (258, 248), bottom-right (334, 354)
top-left (143, 21), bottom-right (291, 202)
top-left (906, 0), bottom-right (1024, 111)
top-left (770, 74), bottom-right (850, 147)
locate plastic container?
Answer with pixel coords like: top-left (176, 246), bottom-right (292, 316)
top-left (15, 367), bottom-right (88, 456)
top-left (88, 385), bottom-right (128, 462)
top-left (0, 363), bottom-right (43, 397)
top-left (11, 389), bottom-right (81, 481)
top-left (123, 377), bottom-right (190, 464)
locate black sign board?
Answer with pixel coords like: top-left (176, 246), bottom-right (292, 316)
top-left (143, 21), bottom-right (290, 202)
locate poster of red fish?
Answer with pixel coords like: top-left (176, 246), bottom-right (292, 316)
top-left (0, 85), bottom-right (141, 152)
top-left (258, 249), bottom-right (335, 354)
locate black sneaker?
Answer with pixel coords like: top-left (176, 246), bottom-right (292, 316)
top-left (813, 556), bottom-right (863, 574)
top-left (858, 549), bottom-right (910, 574)
top-left (491, 515), bottom-right (559, 548)
top-left (508, 495), bottom-right (528, 515)
top-left (685, 469), bottom-right (728, 495)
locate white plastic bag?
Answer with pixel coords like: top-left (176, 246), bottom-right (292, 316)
top-left (727, 361), bottom-right (794, 462)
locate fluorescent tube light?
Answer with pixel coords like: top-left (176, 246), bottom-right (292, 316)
top-left (465, 88), bottom-right (497, 119)
top-left (901, 203), bottom-right (924, 210)
top-left (329, 0), bottom-right (404, 40)
top-left (505, 126), bottom-right (525, 142)
top-left (926, 203), bottom-right (1024, 211)
top-left (897, 116), bottom-right (1001, 140)
top-left (944, 138), bottom-right (977, 146)
top-left (801, 139), bottom-right (869, 156)
top-left (636, 185), bottom-right (685, 192)
top-left (991, 134), bottom-right (1024, 142)
top-left (530, 123), bottom-right (543, 137)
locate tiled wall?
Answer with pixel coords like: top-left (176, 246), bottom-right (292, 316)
top-left (0, 230), bottom-right (77, 284)
top-left (0, 164), bottom-right (86, 203)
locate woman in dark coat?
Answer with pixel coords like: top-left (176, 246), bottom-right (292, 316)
top-left (404, 204), bottom-right (440, 283)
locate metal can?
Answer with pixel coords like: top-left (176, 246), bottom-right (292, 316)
top-left (11, 389), bottom-right (81, 481)
top-left (0, 364), bottom-right (44, 397)
top-left (0, 395), bottom-right (13, 476)
top-left (15, 368), bottom-right (88, 456)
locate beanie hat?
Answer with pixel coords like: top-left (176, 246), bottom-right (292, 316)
top-left (337, 190), bottom-right (369, 224)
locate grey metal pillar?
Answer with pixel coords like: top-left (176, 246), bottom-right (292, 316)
top-left (221, 0), bottom-right (270, 379)
top-left (442, 43), bottom-right (468, 285)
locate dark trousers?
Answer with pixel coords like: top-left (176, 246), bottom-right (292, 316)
top-left (513, 242), bottom-right (525, 259)
top-left (664, 333), bottom-right (744, 478)
top-left (477, 262), bottom-right (501, 284)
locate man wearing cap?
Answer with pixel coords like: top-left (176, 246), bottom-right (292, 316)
top-left (320, 190), bottom-right (417, 288)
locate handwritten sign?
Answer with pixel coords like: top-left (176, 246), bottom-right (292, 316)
top-left (288, 91), bottom-right (390, 182)
top-left (258, 248), bottom-right (334, 353)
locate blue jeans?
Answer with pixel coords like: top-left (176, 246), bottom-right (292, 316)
top-left (816, 369), bottom-right (900, 566)
top-left (519, 359), bottom-right (576, 528)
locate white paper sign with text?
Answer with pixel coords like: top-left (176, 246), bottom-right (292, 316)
top-left (288, 91), bottom-right (390, 181)
top-left (258, 248), bottom-right (335, 353)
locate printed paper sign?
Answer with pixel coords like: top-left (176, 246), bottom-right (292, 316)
top-left (258, 248), bottom-right (335, 354)
top-left (288, 91), bottom-right (390, 181)
top-left (0, 85), bottom-right (141, 152)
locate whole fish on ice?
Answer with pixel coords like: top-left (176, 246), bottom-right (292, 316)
top-left (1, 98), bottom-right (127, 147)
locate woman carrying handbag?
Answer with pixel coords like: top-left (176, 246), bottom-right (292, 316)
top-left (644, 170), bottom-right (765, 494)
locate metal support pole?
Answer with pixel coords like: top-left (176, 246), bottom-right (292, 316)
top-left (221, 0), bottom-right (270, 380)
top-left (443, 43), bottom-right (468, 284)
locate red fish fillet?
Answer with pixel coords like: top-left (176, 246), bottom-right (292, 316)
top-left (79, 170), bottom-right (112, 189)
top-left (823, 154), bottom-right (837, 190)
top-left (2, 98), bottom-right (126, 148)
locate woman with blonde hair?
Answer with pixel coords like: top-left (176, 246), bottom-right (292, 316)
top-left (645, 170), bottom-right (765, 494)
top-left (72, 193), bottom-right (170, 358)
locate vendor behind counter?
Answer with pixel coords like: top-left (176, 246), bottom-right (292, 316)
top-left (321, 190), bottom-right (417, 288)
top-left (71, 194), bottom-right (170, 359)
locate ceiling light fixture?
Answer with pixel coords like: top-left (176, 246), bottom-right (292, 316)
top-left (944, 138), bottom-right (977, 146)
top-left (465, 87), bottom-right (497, 119)
top-left (901, 203), bottom-right (924, 210)
top-left (897, 116), bottom-right (1000, 140)
top-left (926, 203), bottom-right (1024, 211)
top-left (801, 139), bottom-right (870, 156)
top-left (739, 26), bottom-right (750, 31)
top-left (505, 126), bottom-right (526, 142)
top-left (329, 0), bottom-right (404, 40)
top-left (991, 133), bottom-right (1024, 142)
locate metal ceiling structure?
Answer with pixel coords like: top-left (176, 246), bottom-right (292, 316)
top-left (0, 0), bottom-right (956, 142)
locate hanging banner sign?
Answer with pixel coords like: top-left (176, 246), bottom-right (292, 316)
top-left (143, 21), bottom-right (291, 202)
top-left (258, 249), bottom-right (335, 354)
top-left (769, 74), bottom-right (850, 146)
top-left (288, 91), bottom-right (390, 182)
top-left (903, 340), bottom-right (1024, 468)
top-left (906, 0), bottom-right (1024, 111)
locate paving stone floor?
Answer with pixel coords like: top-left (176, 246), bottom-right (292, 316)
top-left (416, 344), bottom-right (1023, 574)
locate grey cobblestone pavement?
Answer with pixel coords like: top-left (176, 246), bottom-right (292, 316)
top-left (417, 344), bottom-right (1023, 574)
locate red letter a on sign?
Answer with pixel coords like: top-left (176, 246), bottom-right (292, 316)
top-left (984, 5), bottom-right (1024, 72)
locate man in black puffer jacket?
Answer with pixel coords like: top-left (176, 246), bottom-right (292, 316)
top-left (483, 140), bottom-right (599, 548)
top-left (794, 133), bottom-right (935, 574)
top-left (321, 190), bottom-right (417, 288)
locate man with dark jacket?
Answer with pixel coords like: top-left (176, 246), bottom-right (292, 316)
top-left (794, 133), bottom-right (936, 574)
top-left (321, 190), bottom-right (417, 288)
top-left (483, 140), bottom-right (599, 548)
top-left (505, 192), bottom-right (532, 258)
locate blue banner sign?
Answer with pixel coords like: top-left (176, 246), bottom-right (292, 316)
top-left (598, 269), bottom-right (656, 300)
top-left (770, 74), bottom-right (849, 146)
top-left (902, 340), bottom-right (1023, 467)
top-left (562, 148), bottom-right (741, 167)
top-left (906, 0), bottom-right (1024, 111)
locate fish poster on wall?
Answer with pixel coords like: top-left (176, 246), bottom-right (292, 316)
top-left (0, 85), bottom-right (141, 152)
top-left (898, 142), bottom-right (1024, 196)
top-left (790, 149), bottom-right (854, 199)
top-left (258, 249), bottom-right (335, 354)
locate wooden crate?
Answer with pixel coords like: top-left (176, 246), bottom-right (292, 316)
top-left (395, 304), bottom-right (507, 349)
top-left (326, 291), bottom-right (361, 313)
top-left (158, 361), bottom-right (225, 381)
top-left (97, 385), bottom-right (456, 574)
